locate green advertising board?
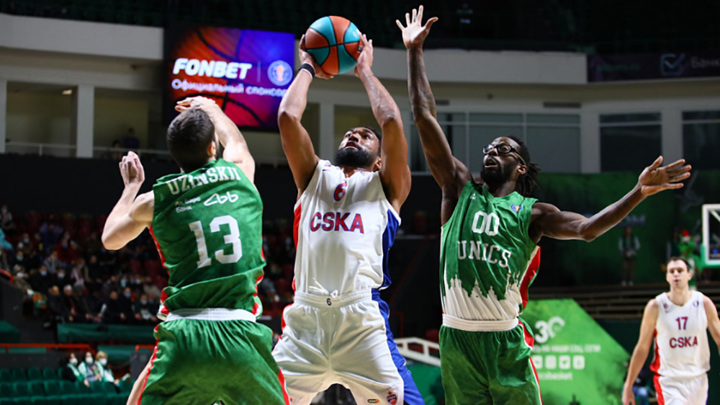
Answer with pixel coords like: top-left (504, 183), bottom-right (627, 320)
top-left (523, 299), bottom-right (629, 405)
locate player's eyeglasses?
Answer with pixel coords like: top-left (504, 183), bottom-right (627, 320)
top-left (482, 143), bottom-right (527, 165)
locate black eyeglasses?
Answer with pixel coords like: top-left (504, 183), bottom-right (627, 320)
top-left (482, 143), bottom-right (527, 165)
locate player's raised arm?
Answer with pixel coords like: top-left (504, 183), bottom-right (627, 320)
top-left (529, 156), bottom-right (691, 243)
top-left (354, 34), bottom-right (411, 212)
top-left (277, 35), bottom-right (332, 195)
top-left (175, 96), bottom-right (256, 183)
top-left (398, 6), bottom-right (471, 221)
top-left (622, 299), bottom-right (659, 405)
top-left (101, 151), bottom-right (154, 250)
top-left (704, 296), bottom-right (720, 355)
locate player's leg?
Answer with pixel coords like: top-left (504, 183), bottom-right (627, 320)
top-left (439, 326), bottom-right (492, 405)
top-left (488, 323), bottom-right (542, 405)
top-left (272, 303), bottom-right (331, 405)
top-left (332, 299), bottom-right (409, 405)
top-left (126, 353), bottom-right (152, 405)
top-left (219, 321), bottom-right (289, 405)
top-left (654, 374), bottom-right (708, 405)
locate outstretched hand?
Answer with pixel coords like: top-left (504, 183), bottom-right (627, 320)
top-left (299, 34), bottom-right (334, 79)
top-left (354, 33), bottom-right (373, 77)
top-left (637, 156), bottom-right (692, 196)
top-left (119, 151), bottom-right (145, 189)
top-left (175, 96), bottom-right (219, 113)
top-left (396, 5), bottom-right (438, 50)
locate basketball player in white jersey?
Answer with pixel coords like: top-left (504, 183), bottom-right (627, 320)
top-left (623, 257), bottom-right (720, 405)
top-left (271, 33), bottom-right (424, 405)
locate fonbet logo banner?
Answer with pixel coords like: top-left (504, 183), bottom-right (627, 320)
top-left (164, 24), bottom-right (295, 130)
top-left (523, 299), bottom-right (628, 405)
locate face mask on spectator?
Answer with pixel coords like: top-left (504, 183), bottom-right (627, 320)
top-left (140, 299), bottom-right (147, 305)
top-left (57, 272), bottom-right (65, 278)
top-left (69, 358), bottom-right (78, 366)
top-left (99, 358), bottom-right (107, 366)
top-left (124, 292), bottom-right (131, 299)
top-left (40, 271), bottom-right (47, 276)
top-left (85, 356), bottom-right (93, 364)
top-left (120, 279), bottom-right (127, 287)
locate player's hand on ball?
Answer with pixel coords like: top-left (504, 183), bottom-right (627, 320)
top-left (299, 35), bottom-right (333, 79)
top-left (119, 151), bottom-right (145, 188)
top-left (175, 96), bottom-right (218, 113)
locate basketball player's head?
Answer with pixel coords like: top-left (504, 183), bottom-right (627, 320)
top-left (481, 136), bottom-right (538, 197)
top-left (664, 256), bottom-right (693, 288)
top-left (167, 108), bottom-right (216, 172)
top-left (335, 126), bottom-right (382, 171)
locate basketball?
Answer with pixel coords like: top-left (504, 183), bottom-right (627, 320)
top-left (304, 16), bottom-right (362, 76)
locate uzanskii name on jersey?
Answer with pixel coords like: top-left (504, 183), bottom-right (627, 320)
top-left (166, 166), bottom-right (243, 195)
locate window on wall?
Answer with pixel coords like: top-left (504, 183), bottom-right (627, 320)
top-left (600, 113), bottom-right (662, 172)
top-left (409, 112), bottom-right (581, 174)
top-left (683, 111), bottom-right (720, 170)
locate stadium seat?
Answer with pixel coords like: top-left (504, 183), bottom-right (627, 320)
top-left (26, 366), bottom-right (42, 381)
top-left (0, 382), bottom-right (12, 398)
top-left (10, 382), bottom-right (30, 398)
top-left (9, 368), bottom-right (27, 382)
top-left (41, 367), bottom-right (57, 381)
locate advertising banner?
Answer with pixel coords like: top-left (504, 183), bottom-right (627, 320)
top-left (588, 50), bottom-right (720, 82)
top-left (165, 23), bottom-right (295, 130)
top-left (523, 299), bottom-right (629, 405)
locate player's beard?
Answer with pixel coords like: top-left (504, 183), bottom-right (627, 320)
top-left (334, 147), bottom-right (376, 168)
top-left (481, 160), bottom-right (513, 186)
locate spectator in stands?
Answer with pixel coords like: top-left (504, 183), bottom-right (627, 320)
top-left (62, 352), bottom-right (90, 387)
top-left (83, 288), bottom-right (106, 323)
top-left (132, 293), bottom-right (158, 324)
top-left (0, 203), bottom-right (16, 236)
top-left (103, 290), bottom-right (130, 323)
top-left (29, 265), bottom-right (57, 294)
top-left (56, 268), bottom-right (73, 289)
top-left (43, 250), bottom-right (64, 275)
top-left (619, 226), bottom-right (640, 286)
top-left (12, 266), bottom-right (33, 295)
top-left (86, 254), bottom-right (105, 292)
top-left (47, 285), bottom-right (73, 323)
top-left (56, 231), bottom-right (80, 264)
top-left (93, 351), bottom-right (119, 385)
top-left (9, 246), bottom-right (25, 272)
top-left (0, 227), bottom-right (12, 268)
top-left (78, 351), bottom-right (97, 382)
top-left (108, 140), bottom-right (124, 161)
top-left (142, 277), bottom-right (161, 298)
top-left (69, 257), bottom-right (88, 290)
top-left (39, 219), bottom-right (63, 254)
top-left (70, 284), bottom-right (95, 323)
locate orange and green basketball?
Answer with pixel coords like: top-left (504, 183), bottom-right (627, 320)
top-left (304, 16), bottom-right (362, 75)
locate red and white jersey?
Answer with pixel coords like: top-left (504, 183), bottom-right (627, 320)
top-left (292, 160), bottom-right (400, 297)
top-left (651, 291), bottom-right (710, 378)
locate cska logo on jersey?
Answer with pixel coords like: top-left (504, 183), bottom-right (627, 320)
top-left (511, 205), bottom-right (522, 213)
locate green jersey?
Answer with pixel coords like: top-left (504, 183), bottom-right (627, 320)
top-left (440, 181), bottom-right (540, 324)
top-left (151, 159), bottom-right (265, 317)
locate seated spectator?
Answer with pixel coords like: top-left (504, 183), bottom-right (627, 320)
top-left (69, 257), bottom-right (88, 290)
top-left (29, 265), bottom-right (58, 296)
top-left (56, 268), bottom-right (73, 289)
top-left (78, 351), bottom-right (96, 382)
top-left (43, 251), bottom-right (64, 275)
top-left (92, 351), bottom-right (119, 385)
top-left (39, 220), bottom-right (63, 254)
top-left (56, 231), bottom-right (81, 264)
top-left (61, 352), bottom-right (90, 387)
top-left (104, 290), bottom-right (131, 323)
top-left (84, 288), bottom-right (106, 323)
top-left (11, 266), bottom-right (34, 297)
top-left (47, 285), bottom-right (73, 323)
top-left (0, 204), bottom-right (15, 235)
top-left (132, 293), bottom-right (158, 324)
